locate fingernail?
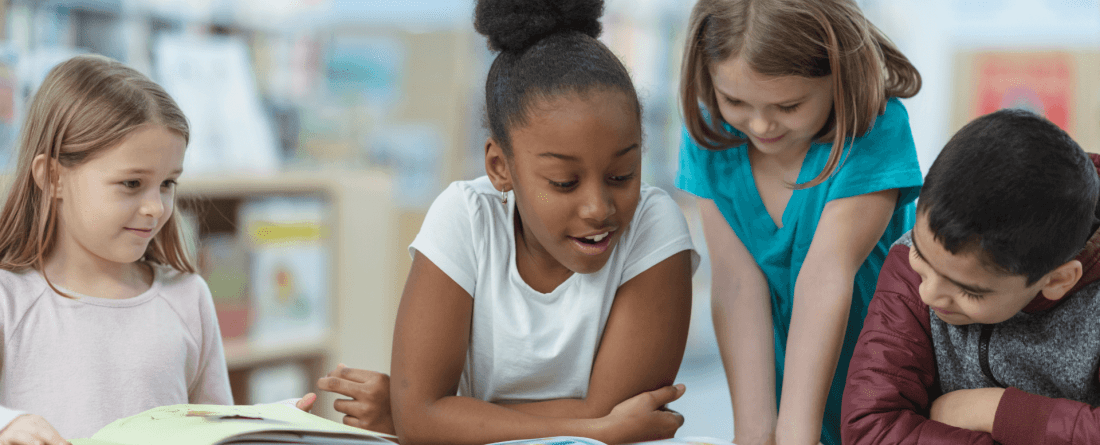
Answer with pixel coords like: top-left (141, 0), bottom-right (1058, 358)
top-left (676, 383), bottom-right (686, 391)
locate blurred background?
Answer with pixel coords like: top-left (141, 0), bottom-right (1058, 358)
top-left (0, 0), bottom-right (1096, 439)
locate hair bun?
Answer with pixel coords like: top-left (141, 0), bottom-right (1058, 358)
top-left (474, 0), bottom-right (604, 52)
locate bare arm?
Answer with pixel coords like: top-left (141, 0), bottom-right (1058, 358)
top-left (389, 253), bottom-right (685, 445)
top-left (775, 189), bottom-right (898, 445)
top-left (698, 199), bottom-right (778, 445)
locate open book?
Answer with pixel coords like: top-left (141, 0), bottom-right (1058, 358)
top-left (68, 404), bottom-right (397, 445)
top-left (490, 437), bottom-right (734, 445)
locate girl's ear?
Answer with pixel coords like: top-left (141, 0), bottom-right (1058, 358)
top-left (31, 154), bottom-right (59, 196)
top-left (1040, 259), bottom-right (1083, 301)
top-left (484, 138), bottom-right (512, 194)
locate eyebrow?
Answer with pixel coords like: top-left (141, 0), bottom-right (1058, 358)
top-left (538, 144), bottom-right (638, 162)
top-left (119, 168), bottom-right (184, 175)
top-left (911, 235), bottom-right (997, 294)
top-left (713, 86), bottom-right (809, 106)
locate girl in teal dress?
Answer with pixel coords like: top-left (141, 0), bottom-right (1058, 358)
top-left (676, 1), bottom-right (923, 444)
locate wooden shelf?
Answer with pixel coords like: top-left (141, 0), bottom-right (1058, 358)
top-left (177, 169), bottom-right (401, 421)
top-left (223, 335), bottom-right (334, 371)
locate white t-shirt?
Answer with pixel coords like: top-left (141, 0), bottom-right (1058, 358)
top-left (0, 264), bottom-right (232, 439)
top-left (410, 176), bottom-right (699, 403)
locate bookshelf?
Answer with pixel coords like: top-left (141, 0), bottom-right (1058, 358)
top-left (177, 169), bottom-right (401, 422)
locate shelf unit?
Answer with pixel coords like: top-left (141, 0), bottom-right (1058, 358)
top-left (177, 169), bottom-right (402, 422)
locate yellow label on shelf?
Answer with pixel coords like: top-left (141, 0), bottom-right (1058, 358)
top-left (248, 222), bottom-right (326, 244)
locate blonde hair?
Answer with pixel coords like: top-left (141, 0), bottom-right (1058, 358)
top-left (681, 0), bottom-right (921, 188)
top-left (0, 54), bottom-right (196, 282)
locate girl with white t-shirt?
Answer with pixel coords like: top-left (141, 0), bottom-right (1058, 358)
top-left (357, 0), bottom-right (700, 443)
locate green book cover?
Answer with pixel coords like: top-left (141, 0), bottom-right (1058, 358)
top-left (69, 404), bottom-right (396, 445)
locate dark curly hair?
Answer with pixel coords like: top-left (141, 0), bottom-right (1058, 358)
top-left (474, 0), bottom-right (641, 156)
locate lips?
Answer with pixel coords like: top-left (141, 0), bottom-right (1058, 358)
top-left (754, 134), bottom-right (784, 144)
top-left (570, 229), bottom-right (616, 256)
top-left (125, 227), bottom-right (155, 239)
top-left (932, 307), bottom-right (955, 315)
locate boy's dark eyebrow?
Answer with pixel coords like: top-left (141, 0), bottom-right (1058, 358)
top-left (539, 144), bottom-right (638, 161)
top-left (911, 236), bottom-right (997, 294)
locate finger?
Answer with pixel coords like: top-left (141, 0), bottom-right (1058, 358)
top-left (325, 363), bottom-right (348, 378)
top-left (647, 384), bottom-right (687, 407)
top-left (335, 366), bottom-right (388, 385)
top-left (333, 398), bottom-right (369, 417)
top-left (342, 414), bottom-right (367, 430)
top-left (317, 377), bottom-right (359, 398)
top-left (38, 428), bottom-right (67, 445)
top-left (296, 393), bottom-right (317, 412)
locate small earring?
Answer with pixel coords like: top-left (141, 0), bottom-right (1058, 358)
top-left (501, 188), bottom-right (508, 205)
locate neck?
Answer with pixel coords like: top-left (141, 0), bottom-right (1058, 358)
top-left (43, 246), bottom-right (151, 300)
top-left (513, 208), bottom-right (573, 291)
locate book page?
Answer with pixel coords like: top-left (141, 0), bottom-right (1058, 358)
top-left (87, 404), bottom-right (394, 445)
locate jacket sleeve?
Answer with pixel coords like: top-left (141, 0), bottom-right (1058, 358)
top-left (841, 245), bottom-right (994, 444)
top-left (992, 387), bottom-right (1100, 444)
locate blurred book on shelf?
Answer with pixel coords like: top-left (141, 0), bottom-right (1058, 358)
top-left (154, 34), bottom-right (281, 175)
top-left (239, 196), bottom-right (331, 347)
top-left (198, 233), bottom-right (252, 340)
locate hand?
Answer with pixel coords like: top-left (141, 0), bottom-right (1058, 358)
top-left (317, 364), bottom-right (395, 435)
top-left (0, 414), bottom-right (69, 445)
top-left (598, 384), bottom-right (686, 444)
top-left (295, 393), bottom-right (318, 412)
top-left (929, 387), bottom-right (1006, 433)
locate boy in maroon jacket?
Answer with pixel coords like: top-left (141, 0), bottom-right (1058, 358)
top-left (841, 109), bottom-right (1100, 444)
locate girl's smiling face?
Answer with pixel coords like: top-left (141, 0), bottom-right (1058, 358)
top-left (488, 89), bottom-right (642, 277)
top-left (711, 56), bottom-right (834, 159)
top-left (48, 124), bottom-right (186, 270)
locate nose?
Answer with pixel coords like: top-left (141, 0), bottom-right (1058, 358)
top-left (140, 188), bottom-right (166, 220)
top-left (918, 273), bottom-right (954, 309)
top-left (749, 111), bottom-right (773, 137)
top-left (579, 182), bottom-right (616, 223)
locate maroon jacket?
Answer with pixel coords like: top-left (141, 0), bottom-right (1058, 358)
top-left (841, 155), bottom-right (1100, 444)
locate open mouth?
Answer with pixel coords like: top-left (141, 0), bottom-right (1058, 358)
top-left (570, 230), bottom-right (615, 255)
top-left (574, 231), bottom-right (609, 245)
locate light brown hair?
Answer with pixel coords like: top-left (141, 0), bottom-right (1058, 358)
top-left (681, 0), bottom-right (921, 188)
top-left (0, 54), bottom-right (196, 286)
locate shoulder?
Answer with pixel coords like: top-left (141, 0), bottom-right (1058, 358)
top-left (0, 268), bottom-right (49, 326)
top-left (428, 177), bottom-right (501, 222)
top-left (618, 184), bottom-right (699, 274)
top-left (633, 183), bottom-right (682, 227)
top-left (152, 264), bottom-right (215, 312)
top-left (874, 234), bottom-right (926, 310)
top-left (853, 97), bottom-right (913, 147)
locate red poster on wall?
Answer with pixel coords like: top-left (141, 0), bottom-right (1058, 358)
top-left (973, 52), bottom-right (1075, 132)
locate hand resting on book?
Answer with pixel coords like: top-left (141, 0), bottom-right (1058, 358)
top-left (317, 364), bottom-right (395, 435)
top-left (0, 414), bottom-right (70, 445)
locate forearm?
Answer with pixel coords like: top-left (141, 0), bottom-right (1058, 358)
top-left (396, 395), bottom-right (606, 445)
top-left (777, 277), bottom-right (852, 444)
top-left (502, 398), bottom-right (602, 419)
top-left (713, 281), bottom-right (777, 444)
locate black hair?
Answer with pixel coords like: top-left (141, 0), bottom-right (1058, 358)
top-left (474, 0), bottom-right (641, 156)
top-left (918, 108), bottom-right (1100, 284)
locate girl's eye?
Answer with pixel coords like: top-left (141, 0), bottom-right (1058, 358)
top-left (724, 97), bottom-right (744, 107)
top-left (161, 179), bottom-right (178, 189)
top-left (122, 180), bottom-right (141, 189)
top-left (610, 173), bottom-right (636, 183)
top-left (550, 179), bottom-right (578, 189)
top-left (777, 103), bottom-right (801, 113)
